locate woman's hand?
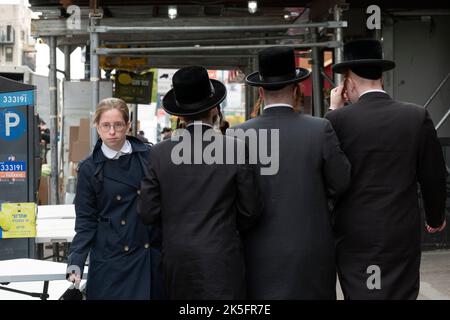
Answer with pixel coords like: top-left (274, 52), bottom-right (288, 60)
top-left (68, 273), bottom-right (81, 287)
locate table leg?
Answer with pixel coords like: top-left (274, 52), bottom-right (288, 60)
top-left (42, 281), bottom-right (49, 300)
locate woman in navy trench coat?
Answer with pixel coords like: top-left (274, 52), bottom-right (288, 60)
top-left (67, 98), bottom-right (163, 300)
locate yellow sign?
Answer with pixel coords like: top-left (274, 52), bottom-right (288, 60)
top-left (0, 203), bottom-right (36, 239)
top-left (100, 55), bottom-right (149, 71)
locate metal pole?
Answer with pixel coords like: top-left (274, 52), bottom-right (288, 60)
top-left (64, 45), bottom-right (71, 81)
top-left (132, 104), bottom-right (138, 136)
top-left (333, 4), bottom-right (344, 86)
top-left (103, 35), bottom-right (305, 46)
top-left (311, 29), bottom-right (324, 117)
top-left (90, 21), bottom-right (100, 150)
top-left (244, 59), bottom-right (258, 120)
top-left (93, 21), bottom-right (347, 33)
top-left (435, 108), bottom-right (450, 131)
top-left (321, 68), bottom-right (336, 87)
top-left (48, 36), bottom-right (59, 205)
top-left (424, 72), bottom-right (450, 109)
top-left (61, 45), bottom-right (71, 181)
top-left (95, 42), bottom-right (340, 55)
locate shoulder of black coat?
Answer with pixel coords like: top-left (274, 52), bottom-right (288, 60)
top-left (76, 154), bottom-right (95, 173)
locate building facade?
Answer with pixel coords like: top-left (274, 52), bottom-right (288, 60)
top-left (0, 0), bottom-right (36, 70)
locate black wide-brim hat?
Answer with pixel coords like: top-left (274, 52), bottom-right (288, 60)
top-left (332, 39), bottom-right (395, 74)
top-left (246, 46), bottom-right (310, 90)
top-left (163, 66), bottom-right (226, 116)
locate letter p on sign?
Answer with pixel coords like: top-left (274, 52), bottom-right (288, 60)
top-left (5, 112), bottom-right (20, 137)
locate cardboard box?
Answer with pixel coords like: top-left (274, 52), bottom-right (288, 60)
top-left (78, 118), bottom-right (91, 142)
top-left (70, 140), bottom-right (91, 163)
top-left (69, 118), bottom-right (92, 162)
top-left (69, 126), bottom-right (79, 143)
top-left (38, 175), bottom-right (49, 205)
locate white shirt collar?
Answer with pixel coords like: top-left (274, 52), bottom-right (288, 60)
top-left (264, 103), bottom-right (294, 110)
top-left (101, 139), bottom-right (132, 160)
top-left (359, 89), bottom-right (387, 98)
top-left (186, 121), bottom-right (214, 129)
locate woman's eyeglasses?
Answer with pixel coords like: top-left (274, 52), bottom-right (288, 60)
top-left (99, 122), bottom-right (126, 132)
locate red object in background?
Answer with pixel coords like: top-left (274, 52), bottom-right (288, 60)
top-left (300, 65), bottom-right (333, 97)
top-left (295, 51), bottom-right (334, 97)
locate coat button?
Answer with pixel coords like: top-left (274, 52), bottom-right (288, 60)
top-left (116, 195), bottom-right (122, 201)
top-left (137, 190), bottom-right (141, 195)
top-left (144, 243), bottom-right (149, 249)
top-left (121, 220), bottom-right (126, 226)
top-left (124, 245), bottom-right (129, 252)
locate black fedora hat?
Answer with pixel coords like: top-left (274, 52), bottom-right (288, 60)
top-left (163, 66), bottom-right (227, 116)
top-left (246, 46), bottom-right (310, 90)
top-left (332, 39), bottom-right (395, 75)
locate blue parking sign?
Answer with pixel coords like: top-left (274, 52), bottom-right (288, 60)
top-left (0, 108), bottom-right (27, 141)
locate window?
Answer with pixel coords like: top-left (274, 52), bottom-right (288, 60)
top-left (5, 46), bottom-right (13, 62)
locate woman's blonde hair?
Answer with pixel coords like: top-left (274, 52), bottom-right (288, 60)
top-left (93, 98), bottom-right (130, 125)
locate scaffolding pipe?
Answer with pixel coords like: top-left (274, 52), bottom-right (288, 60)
top-left (132, 104), bottom-right (138, 137)
top-left (96, 41), bottom-right (340, 55)
top-left (48, 36), bottom-right (59, 205)
top-left (245, 58), bottom-right (258, 120)
top-left (435, 108), bottom-right (450, 131)
top-left (311, 29), bottom-right (324, 117)
top-left (424, 72), bottom-right (450, 109)
top-left (60, 45), bottom-right (71, 179)
top-left (321, 69), bottom-right (336, 87)
top-left (102, 35), bottom-right (304, 46)
top-left (333, 5), bottom-right (344, 86)
top-left (90, 22), bottom-right (100, 150)
top-left (92, 21), bottom-right (346, 33)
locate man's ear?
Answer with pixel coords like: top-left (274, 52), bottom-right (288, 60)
top-left (293, 84), bottom-right (300, 98)
top-left (258, 87), bottom-right (265, 100)
top-left (347, 77), bottom-right (356, 92)
top-left (210, 106), bottom-right (219, 117)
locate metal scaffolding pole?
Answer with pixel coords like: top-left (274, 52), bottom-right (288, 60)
top-left (92, 22), bottom-right (346, 33)
top-left (48, 36), bottom-right (59, 205)
top-left (102, 35), bottom-right (304, 46)
top-left (311, 29), bottom-right (324, 117)
top-left (96, 42), bottom-right (340, 55)
top-left (244, 58), bottom-right (258, 120)
top-left (60, 45), bottom-right (71, 180)
top-left (333, 4), bottom-right (344, 86)
top-left (90, 21), bottom-right (100, 150)
top-left (64, 45), bottom-right (71, 81)
top-left (435, 108), bottom-right (450, 131)
top-left (132, 104), bottom-right (138, 136)
top-left (424, 72), bottom-right (450, 109)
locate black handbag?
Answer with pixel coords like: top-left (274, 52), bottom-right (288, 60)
top-left (59, 283), bottom-right (84, 300)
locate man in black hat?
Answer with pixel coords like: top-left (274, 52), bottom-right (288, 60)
top-left (137, 66), bottom-right (263, 299)
top-left (234, 46), bottom-right (351, 299)
top-left (326, 39), bottom-right (447, 299)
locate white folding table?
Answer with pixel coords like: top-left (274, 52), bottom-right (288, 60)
top-left (37, 204), bottom-right (76, 220)
top-left (0, 259), bottom-right (88, 300)
top-left (35, 215), bottom-right (76, 262)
